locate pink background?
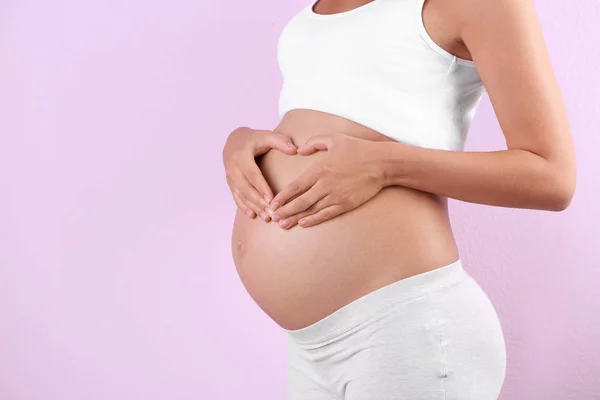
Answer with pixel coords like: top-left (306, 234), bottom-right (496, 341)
top-left (0, 1), bottom-right (598, 399)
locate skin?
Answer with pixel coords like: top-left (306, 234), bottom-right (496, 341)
top-left (226, 0), bottom-right (576, 228)
top-left (257, 0), bottom-right (576, 229)
top-left (223, 127), bottom-right (297, 220)
top-left (223, 0), bottom-right (576, 331)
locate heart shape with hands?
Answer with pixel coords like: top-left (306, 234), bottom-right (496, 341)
top-left (264, 132), bottom-right (386, 229)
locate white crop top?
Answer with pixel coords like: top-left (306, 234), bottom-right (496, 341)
top-left (277, 0), bottom-right (487, 151)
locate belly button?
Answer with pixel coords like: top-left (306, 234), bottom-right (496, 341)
top-left (235, 239), bottom-right (245, 254)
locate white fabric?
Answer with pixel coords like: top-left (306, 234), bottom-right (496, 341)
top-left (277, 0), bottom-right (487, 151)
top-left (284, 259), bottom-right (507, 399)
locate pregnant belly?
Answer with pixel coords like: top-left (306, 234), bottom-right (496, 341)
top-left (230, 110), bottom-right (459, 330)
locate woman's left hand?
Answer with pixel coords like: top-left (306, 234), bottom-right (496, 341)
top-left (265, 132), bottom-right (386, 229)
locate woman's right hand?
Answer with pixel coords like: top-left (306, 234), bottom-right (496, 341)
top-left (223, 126), bottom-right (298, 221)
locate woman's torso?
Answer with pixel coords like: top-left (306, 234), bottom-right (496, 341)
top-left (230, 0), bottom-right (486, 331)
top-left (231, 110), bottom-right (459, 330)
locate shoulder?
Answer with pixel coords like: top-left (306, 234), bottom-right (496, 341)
top-left (451, 0), bottom-right (538, 43)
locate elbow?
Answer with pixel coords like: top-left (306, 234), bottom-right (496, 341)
top-left (548, 190), bottom-right (574, 212)
top-left (546, 170), bottom-right (576, 212)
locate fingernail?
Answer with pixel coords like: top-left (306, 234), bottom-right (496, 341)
top-left (279, 219), bottom-right (291, 228)
top-left (259, 212), bottom-right (269, 221)
top-left (270, 201), bottom-right (280, 211)
top-left (264, 194), bottom-right (271, 204)
top-left (272, 213), bottom-right (280, 222)
top-left (298, 219), bottom-right (308, 227)
top-left (245, 209), bottom-right (253, 217)
top-left (265, 206), bottom-right (274, 215)
top-left (287, 142), bottom-right (295, 148)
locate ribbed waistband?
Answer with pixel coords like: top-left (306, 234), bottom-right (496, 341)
top-left (283, 259), bottom-right (470, 346)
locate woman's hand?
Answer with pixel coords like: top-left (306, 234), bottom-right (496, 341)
top-left (265, 133), bottom-right (386, 229)
top-left (223, 127), bottom-right (298, 221)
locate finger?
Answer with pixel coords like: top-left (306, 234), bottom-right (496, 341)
top-left (270, 182), bottom-right (328, 221)
top-left (227, 173), bottom-right (257, 217)
top-left (297, 134), bottom-right (335, 155)
top-left (269, 170), bottom-right (319, 212)
top-left (239, 190), bottom-right (273, 222)
top-left (297, 204), bottom-right (346, 228)
top-left (230, 174), bottom-right (264, 216)
top-left (237, 171), bottom-right (271, 212)
top-left (239, 189), bottom-right (267, 218)
top-left (275, 195), bottom-right (333, 229)
top-left (244, 161), bottom-right (274, 205)
top-left (232, 191), bottom-right (256, 218)
top-left (253, 130), bottom-right (298, 156)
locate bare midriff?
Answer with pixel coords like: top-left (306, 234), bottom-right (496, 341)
top-left (230, 109), bottom-right (460, 330)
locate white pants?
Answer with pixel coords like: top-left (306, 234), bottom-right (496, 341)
top-left (283, 259), bottom-right (507, 400)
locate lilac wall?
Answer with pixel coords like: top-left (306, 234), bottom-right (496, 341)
top-left (0, 1), bottom-right (598, 399)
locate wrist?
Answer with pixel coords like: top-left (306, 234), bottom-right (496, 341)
top-left (368, 140), bottom-right (392, 189)
top-left (371, 140), bottom-right (410, 188)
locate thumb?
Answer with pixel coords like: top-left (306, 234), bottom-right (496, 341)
top-left (255, 130), bottom-right (298, 155)
top-left (297, 134), bottom-right (333, 155)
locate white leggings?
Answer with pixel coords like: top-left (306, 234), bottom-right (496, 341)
top-left (283, 259), bottom-right (507, 400)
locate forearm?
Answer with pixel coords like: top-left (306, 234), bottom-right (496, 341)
top-left (374, 141), bottom-right (575, 211)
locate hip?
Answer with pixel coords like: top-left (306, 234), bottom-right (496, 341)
top-left (285, 262), bottom-right (507, 399)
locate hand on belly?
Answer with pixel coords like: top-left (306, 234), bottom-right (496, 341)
top-left (263, 131), bottom-right (387, 230)
top-left (229, 110), bottom-right (458, 329)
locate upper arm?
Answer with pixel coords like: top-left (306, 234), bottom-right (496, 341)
top-left (456, 0), bottom-right (576, 181)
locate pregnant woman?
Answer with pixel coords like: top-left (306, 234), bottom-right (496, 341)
top-left (222, 0), bottom-right (576, 398)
